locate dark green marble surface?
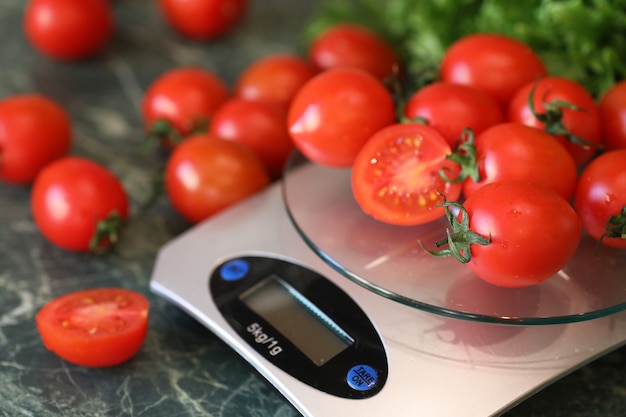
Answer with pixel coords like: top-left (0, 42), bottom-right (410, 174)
top-left (1, 1), bottom-right (625, 416)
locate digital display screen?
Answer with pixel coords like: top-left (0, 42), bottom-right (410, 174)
top-left (239, 275), bottom-right (354, 366)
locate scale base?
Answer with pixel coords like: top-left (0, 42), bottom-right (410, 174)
top-left (150, 176), bottom-right (626, 417)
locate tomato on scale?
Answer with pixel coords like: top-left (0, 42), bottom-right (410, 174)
top-left (440, 33), bottom-right (547, 109)
top-left (426, 181), bottom-right (581, 288)
top-left (508, 76), bottom-right (603, 167)
top-left (288, 67), bottom-right (396, 168)
top-left (403, 82), bottom-right (504, 148)
top-left (599, 81), bottom-right (626, 151)
top-left (351, 123), bottom-right (462, 226)
top-left (574, 149), bottom-right (626, 250)
top-left (446, 123), bottom-right (578, 201)
top-left (36, 288), bottom-right (149, 367)
top-left (234, 54), bottom-right (317, 109)
top-left (308, 23), bottom-right (402, 82)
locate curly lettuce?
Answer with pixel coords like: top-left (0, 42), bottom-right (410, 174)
top-left (304, 0), bottom-right (626, 98)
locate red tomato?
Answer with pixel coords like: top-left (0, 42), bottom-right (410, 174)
top-left (460, 123), bottom-right (578, 200)
top-left (437, 181), bottom-right (581, 288)
top-left (235, 54), bottom-right (317, 108)
top-left (440, 33), bottom-right (546, 108)
top-left (31, 157), bottom-right (129, 253)
top-left (24, 0), bottom-right (113, 60)
top-left (351, 123), bottom-right (462, 225)
top-left (309, 23), bottom-right (401, 81)
top-left (142, 67), bottom-right (230, 145)
top-left (165, 134), bottom-right (270, 224)
top-left (210, 98), bottom-right (293, 179)
top-left (574, 149), bottom-right (626, 249)
top-left (288, 68), bottom-right (396, 167)
top-left (158, 0), bottom-right (247, 40)
top-left (36, 288), bottom-right (149, 367)
top-left (508, 76), bottom-right (602, 167)
top-left (599, 81), bottom-right (626, 151)
top-left (0, 94), bottom-right (72, 184)
top-left (403, 82), bottom-right (503, 147)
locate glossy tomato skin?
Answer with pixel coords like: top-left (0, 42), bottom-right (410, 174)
top-left (574, 149), bottom-right (626, 249)
top-left (0, 94), bottom-right (72, 184)
top-left (599, 81), bottom-right (626, 151)
top-left (352, 123), bottom-right (462, 225)
top-left (235, 54), bottom-right (317, 109)
top-left (440, 33), bottom-right (546, 109)
top-left (463, 123), bottom-right (578, 200)
top-left (158, 0), bottom-right (247, 40)
top-left (288, 68), bottom-right (396, 167)
top-left (165, 134), bottom-right (270, 224)
top-left (508, 76), bottom-right (602, 167)
top-left (309, 23), bottom-right (401, 81)
top-left (36, 288), bottom-right (149, 367)
top-left (210, 98), bottom-right (293, 179)
top-left (463, 181), bottom-right (581, 288)
top-left (142, 67), bottom-right (230, 141)
top-left (404, 82), bottom-right (503, 147)
top-left (31, 157), bottom-right (129, 252)
top-left (24, 0), bottom-right (113, 60)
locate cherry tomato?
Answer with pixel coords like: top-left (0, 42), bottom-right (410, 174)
top-left (0, 94), bottom-right (72, 184)
top-left (234, 54), bottom-right (317, 109)
top-left (24, 0), bottom-right (113, 60)
top-left (403, 82), bottom-right (503, 147)
top-left (31, 157), bottom-right (129, 253)
top-left (309, 23), bottom-right (401, 81)
top-left (433, 181), bottom-right (581, 288)
top-left (158, 0), bottom-right (247, 40)
top-left (460, 123), bottom-right (578, 200)
top-left (440, 33), bottom-right (546, 109)
top-left (574, 149), bottom-right (626, 249)
top-left (36, 288), bottom-right (149, 367)
top-left (142, 67), bottom-right (230, 145)
top-left (165, 134), bottom-right (270, 224)
top-left (210, 98), bottom-right (293, 179)
top-left (288, 68), bottom-right (396, 167)
top-left (599, 81), bottom-right (626, 151)
top-left (508, 76), bottom-right (602, 167)
top-left (351, 123), bottom-right (462, 225)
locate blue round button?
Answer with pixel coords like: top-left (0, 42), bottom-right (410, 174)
top-left (347, 365), bottom-right (378, 391)
top-left (220, 259), bottom-right (250, 281)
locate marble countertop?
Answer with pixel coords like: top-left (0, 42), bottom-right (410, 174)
top-left (1, 1), bottom-right (626, 416)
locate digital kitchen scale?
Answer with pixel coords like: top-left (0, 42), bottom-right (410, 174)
top-left (150, 151), bottom-right (626, 416)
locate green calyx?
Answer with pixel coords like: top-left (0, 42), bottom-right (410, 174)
top-left (600, 205), bottom-right (626, 244)
top-left (89, 211), bottom-right (126, 254)
top-left (440, 128), bottom-right (481, 184)
top-left (527, 81), bottom-right (601, 150)
top-left (421, 197), bottom-right (491, 264)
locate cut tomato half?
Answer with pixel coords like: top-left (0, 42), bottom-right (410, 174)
top-left (351, 123), bottom-right (462, 225)
top-left (36, 288), bottom-right (150, 367)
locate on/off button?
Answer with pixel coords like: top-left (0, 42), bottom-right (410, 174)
top-left (346, 365), bottom-right (378, 391)
top-left (220, 259), bottom-right (250, 281)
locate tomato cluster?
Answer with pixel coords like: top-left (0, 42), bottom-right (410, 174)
top-left (290, 26), bottom-right (626, 289)
top-left (9, 0), bottom-right (253, 368)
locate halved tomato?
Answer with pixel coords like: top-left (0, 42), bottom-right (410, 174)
top-left (36, 288), bottom-right (149, 367)
top-left (351, 123), bottom-right (462, 225)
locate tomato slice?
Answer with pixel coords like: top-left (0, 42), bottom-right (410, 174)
top-left (36, 288), bottom-right (149, 367)
top-left (351, 123), bottom-right (462, 225)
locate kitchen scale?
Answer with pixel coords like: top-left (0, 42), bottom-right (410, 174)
top-left (150, 151), bottom-right (626, 416)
